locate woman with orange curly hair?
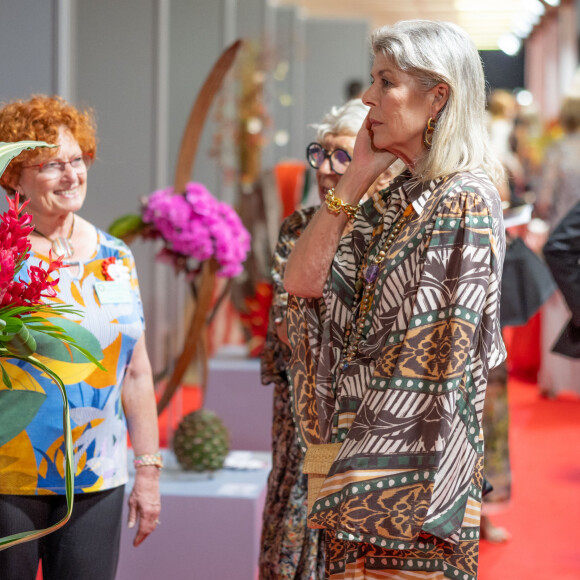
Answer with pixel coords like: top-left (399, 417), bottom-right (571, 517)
top-left (0, 95), bottom-right (161, 580)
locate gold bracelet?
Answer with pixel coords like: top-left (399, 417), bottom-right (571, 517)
top-left (133, 452), bottom-right (163, 469)
top-left (324, 188), bottom-right (359, 220)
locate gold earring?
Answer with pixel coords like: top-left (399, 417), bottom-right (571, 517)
top-left (423, 117), bottom-right (437, 150)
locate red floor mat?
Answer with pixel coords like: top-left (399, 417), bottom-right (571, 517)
top-left (479, 377), bottom-right (580, 580)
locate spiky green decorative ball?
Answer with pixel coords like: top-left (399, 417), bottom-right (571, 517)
top-left (172, 409), bottom-right (230, 472)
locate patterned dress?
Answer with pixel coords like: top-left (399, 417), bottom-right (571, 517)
top-left (260, 206), bottom-right (325, 579)
top-left (0, 229), bottom-right (144, 495)
top-left (287, 170), bottom-right (506, 579)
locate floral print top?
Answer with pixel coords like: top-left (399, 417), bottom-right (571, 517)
top-left (0, 229), bottom-right (144, 494)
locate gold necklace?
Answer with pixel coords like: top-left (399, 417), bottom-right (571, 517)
top-left (342, 203), bottom-right (415, 369)
top-left (32, 215), bottom-right (75, 259)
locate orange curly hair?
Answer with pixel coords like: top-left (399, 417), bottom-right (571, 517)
top-left (0, 94), bottom-right (98, 195)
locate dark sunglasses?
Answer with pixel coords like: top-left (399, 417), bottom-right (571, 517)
top-left (306, 142), bottom-right (352, 175)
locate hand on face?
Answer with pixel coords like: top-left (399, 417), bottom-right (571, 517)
top-left (349, 113), bottom-right (398, 182)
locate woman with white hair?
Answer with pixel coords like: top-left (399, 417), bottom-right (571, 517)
top-left (284, 20), bottom-right (506, 579)
top-left (259, 99), bottom-right (396, 579)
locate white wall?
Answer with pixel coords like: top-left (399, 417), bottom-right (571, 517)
top-left (0, 0), bottom-right (55, 101)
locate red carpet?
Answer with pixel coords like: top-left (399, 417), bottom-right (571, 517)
top-left (479, 377), bottom-right (580, 580)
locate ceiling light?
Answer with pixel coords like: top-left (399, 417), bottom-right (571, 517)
top-left (512, 20), bottom-right (533, 37)
top-left (516, 89), bottom-right (534, 106)
top-left (498, 33), bottom-right (522, 55)
top-left (525, 0), bottom-right (545, 16)
top-left (544, 0), bottom-right (560, 6)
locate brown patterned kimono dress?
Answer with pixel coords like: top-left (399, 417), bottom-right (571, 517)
top-left (260, 206), bottom-right (325, 579)
top-left (287, 170), bottom-right (506, 580)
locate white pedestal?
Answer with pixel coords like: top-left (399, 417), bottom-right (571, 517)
top-left (117, 450), bottom-right (271, 580)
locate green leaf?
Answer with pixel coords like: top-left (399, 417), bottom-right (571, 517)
top-left (0, 141), bottom-right (56, 178)
top-left (29, 318), bottom-right (103, 364)
top-left (0, 364), bottom-right (12, 390)
top-left (0, 390), bottom-right (46, 447)
top-left (108, 214), bottom-right (144, 239)
top-left (0, 318), bottom-right (37, 357)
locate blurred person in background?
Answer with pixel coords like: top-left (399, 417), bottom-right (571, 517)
top-left (536, 90), bottom-right (580, 398)
top-left (482, 88), bottom-right (556, 543)
top-left (543, 198), bottom-right (580, 360)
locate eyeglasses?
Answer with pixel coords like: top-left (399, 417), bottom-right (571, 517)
top-left (306, 142), bottom-right (351, 175)
top-left (23, 154), bottom-right (93, 178)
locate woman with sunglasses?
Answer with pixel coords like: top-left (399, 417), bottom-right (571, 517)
top-left (284, 20), bottom-right (506, 579)
top-left (259, 99), bottom-right (398, 580)
top-left (0, 95), bottom-right (160, 580)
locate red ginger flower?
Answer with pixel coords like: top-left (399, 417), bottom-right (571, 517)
top-left (0, 194), bottom-right (65, 311)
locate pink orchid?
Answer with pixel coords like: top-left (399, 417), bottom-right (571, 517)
top-left (141, 182), bottom-right (251, 278)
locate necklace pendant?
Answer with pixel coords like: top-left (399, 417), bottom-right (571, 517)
top-left (52, 237), bottom-right (74, 259)
top-left (364, 263), bottom-right (379, 283)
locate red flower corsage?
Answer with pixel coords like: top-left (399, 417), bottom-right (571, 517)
top-left (101, 257), bottom-right (130, 282)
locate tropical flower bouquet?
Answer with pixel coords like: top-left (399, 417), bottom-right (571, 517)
top-left (0, 142), bottom-right (103, 550)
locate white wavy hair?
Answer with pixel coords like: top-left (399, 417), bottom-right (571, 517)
top-left (311, 98), bottom-right (369, 142)
top-left (371, 20), bottom-right (504, 185)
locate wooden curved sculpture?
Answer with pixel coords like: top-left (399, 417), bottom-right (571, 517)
top-left (156, 39), bottom-right (242, 415)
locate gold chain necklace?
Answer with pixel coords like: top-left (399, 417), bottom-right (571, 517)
top-left (342, 203), bottom-right (415, 369)
top-left (32, 215), bottom-right (75, 259)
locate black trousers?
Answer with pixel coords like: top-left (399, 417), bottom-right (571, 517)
top-left (0, 486), bottom-right (125, 580)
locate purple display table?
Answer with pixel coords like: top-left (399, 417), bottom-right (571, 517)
top-left (117, 450), bottom-right (271, 580)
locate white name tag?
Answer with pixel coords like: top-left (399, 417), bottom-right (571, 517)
top-left (95, 281), bottom-right (132, 304)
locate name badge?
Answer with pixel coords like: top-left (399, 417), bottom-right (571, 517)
top-left (95, 281), bottom-right (132, 304)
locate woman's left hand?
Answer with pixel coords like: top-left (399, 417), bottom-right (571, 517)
top-left (127, 465), bottom-right (161, 546)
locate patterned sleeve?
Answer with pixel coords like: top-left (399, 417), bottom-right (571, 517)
top-left (270, 207), bottom-right (318, 322)
top-left (332, 187), bottom-right (506, 542)
top-left (261, 207), bottom-right (318, 387)
top-left (101, 231), bottom-right (146, 333)
top-left (120, 242), bottom-right (145, 328)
